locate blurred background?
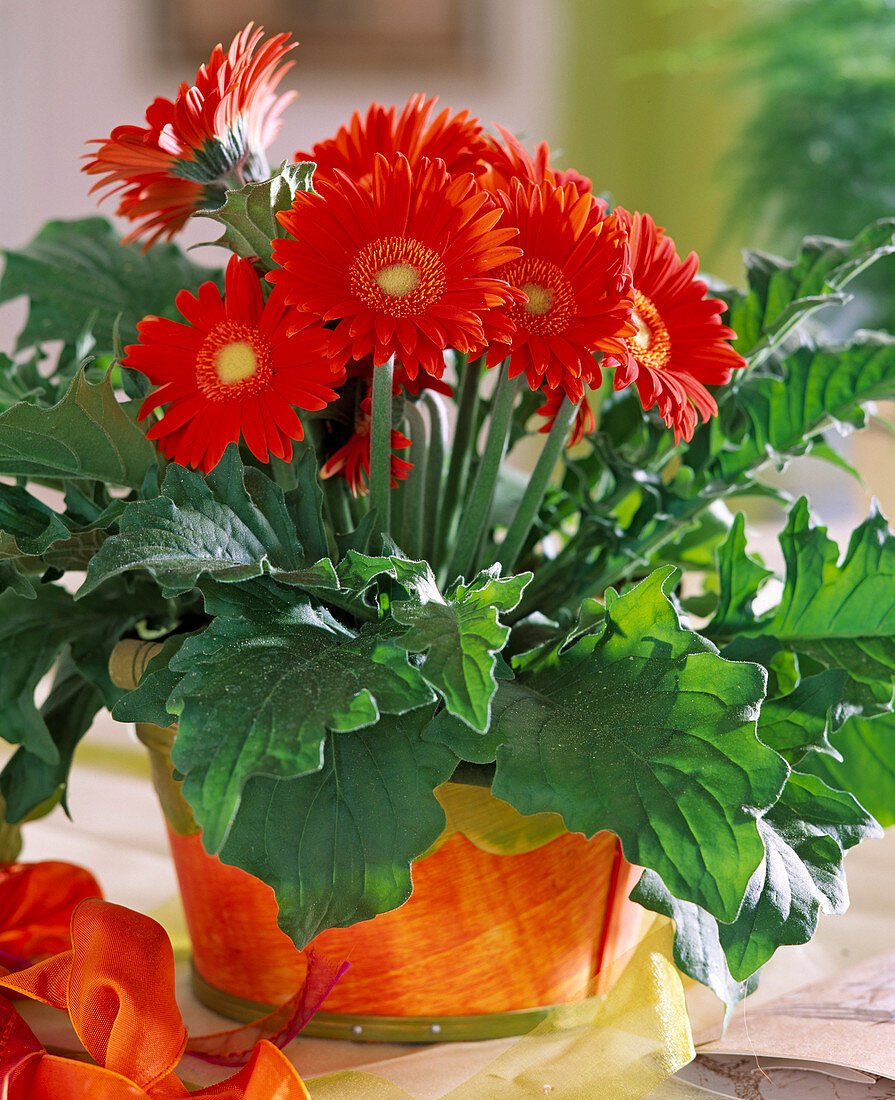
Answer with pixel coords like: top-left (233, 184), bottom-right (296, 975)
top-left (1, 0), bottom-right (893, 523)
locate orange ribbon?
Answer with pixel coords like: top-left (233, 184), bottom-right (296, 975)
top-left (0, 860), bottom-right (102, 967)
top-left (0, 898), bottom-right (311, 1098)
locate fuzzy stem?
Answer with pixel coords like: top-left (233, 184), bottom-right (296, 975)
top-left (369, 358), bottom-right (395, 543)
top-left (490, 395), bottom-right (580, 574)
top-left (0, 804), bottom-right (21, 862)
top-left (323, 475), bottom-right (354, 542)
top-left (437, 355), bottom-right (482, 556)
top-left (400, 401), bottom-right (428, 560)
top-left (446, 363), bottom-right (520, 584)
top-left (299, 419), bottom-right (338, 559)
top-left (421, 391), bottom-right (449, 564)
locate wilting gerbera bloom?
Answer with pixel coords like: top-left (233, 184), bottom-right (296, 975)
top-left (124, 255), bottom-right (343, 472)
top-left (536, 386), bottom-right (596, 446)
top-left (605, 209), bottom-right (745, 443)
top-left (294, 94), bottom-right (490, 187)
top-left (478, 124), bottom-right (597, 201)
top-left (321, 395), bottom-right (413, 497)
top-left (484, 179), bottom-right (636, 402)
top-left (84, 24), bottom-right (296, 246)
top-left (270, 154), bottom-right (523, 380)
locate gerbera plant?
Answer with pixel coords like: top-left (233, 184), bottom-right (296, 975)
top-left (2, 23), bottom-right (895, 1027)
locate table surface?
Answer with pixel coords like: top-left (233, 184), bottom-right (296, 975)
top-left (17, 709), bottom-right (895, 1099)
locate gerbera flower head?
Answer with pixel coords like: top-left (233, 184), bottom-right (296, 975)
top-left (605, 209), bottom-right (745, 443)
top-left (536, 386), bottom-right (596, 447)
top-left (270, 153), bottom-right (523, 381)
top-left (84, 24), bottom-right (296, 247)
top-left (294, 94), bottom-right (489, 187)
top-left (124, 255), bottom-right (344, 472)
top-left (484, 179), bottom-right (636, 402)
top-left (478, 124), bottom-right (598, 204)
top-left (320, 394), bottom-right (413, 497)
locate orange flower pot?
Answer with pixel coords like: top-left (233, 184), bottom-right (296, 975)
top-left (111, 642), bottom-right (645, 1042)
top-left (169, 812), bottom-right (643, 1041)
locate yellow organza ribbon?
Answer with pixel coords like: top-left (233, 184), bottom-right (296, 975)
top-left (0, 886), bottom-right (694, 1097)
top-left (306, 917), bottom-right (694, 1099)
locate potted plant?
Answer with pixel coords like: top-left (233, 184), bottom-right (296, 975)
top-left (1, 22), bottom-right (893, 1042)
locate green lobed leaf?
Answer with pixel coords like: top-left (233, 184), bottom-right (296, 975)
top-left (0, 216), bottom-right (220, 354)
top-left (111, 633), bottom-right (191, 728)
top-left (0, 562), bottom-right (35, 599)
top-left (801, 711), bottom-right (895, 828)
top-left (80, 447), bottom-right (329, 598)
top-left (0, 581), bottom-right (149, 761)
top-left (0, 484), bottom-right (71, 557)
top-left (282, 440), bottom-right (330, 564)
top-left (723, 220), bottom-right (895, 366)
top-left (478, 569), bottom-right (784, 924)
top-left (0, 485), bottom-right (70, 587)
top-left (0, 351), bottom-right (46, 410)
top-left (707, 334), bottom-right (895, 483)
top-left (392, 565), bottom-right (531, 732)
top-left (713, 499), bottom-right (895, 715)
top-left (422, 694), bottom-right (506, 764)
top-left (0, 659), bottom-right (104, 822)
top-left (717, 771), bottom-right (881, 980)
top-left (0, 586), bottom-right (96, 762)
top-left (773, 500), bottom-right (895, 646)
top-left (0, 369), bottom-right (156, 488)
top-left (631, 870), bottom-right (759, 1018)
top-left (756, 669), bottom-right (852, 763)
top-left (336, 550), bottom-right (399, 594)
top-left (0, 483), bottom-right (123, 580)
top-left (196, 162), bottom-right (316, 269)
top-left (711, 513), bottom-right (773, 631)
top-left (216, 708), bottom-right (457, 948)
top-left (168, 599), bottom-right (436, 852)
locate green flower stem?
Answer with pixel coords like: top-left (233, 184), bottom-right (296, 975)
top-left (391, 462), bottom-right (406, 544)
top-left (436, 355), bottom-right (481, 560)
top-left (0, 800), bottom-right (21, 862)
top-left (421, 391), bottom-right (449, 563)
top-left (369, 358), bottom-right (395, 543)
top-left (513, 494), bottom-right (709, 622)
top-left (298, 419), bottom-right (338, 559)
top-left (400, 401), bottom-right (428, 559)
top-left (490, 395), bottom-right (580, 574)
top-left (446, 362), bottom-right (520, 584)
top-left (323, 474), bottom-right (354, 540)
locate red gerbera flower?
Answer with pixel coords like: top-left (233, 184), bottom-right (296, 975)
top-left (605, 209), bottom-right (745, 443)
top-left (294, 94), bottom-right (489, 187)
top-left (536, 386), bottom-right (596, 446)
top-left (270, 154), bottom-right (523, 380)
top-left (320, 395), bottom-right (413, 497)
top-left (484, 179), bottom-right (636, 402)
top-left (84, 24), bottom-right (296, 246)
top-left (124, 255), bottom-right (343, 472)
top-left (478, 124), bottom-right (597, 202)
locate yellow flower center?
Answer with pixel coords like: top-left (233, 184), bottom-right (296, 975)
top-left (502, 258), bottom-right (576, 335)
top-left (521, 282), bottom-right (554, 316)
top-left (215, 341), bottom-right (259, 384)
top-left (374, 263), bottom-right (422, 298)
top-left (627, 290), bottom-right (671, 371)
top-left (350, 237), bottom-right (446, 317)
top-left (195, 322), bottom-right (274, 400)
